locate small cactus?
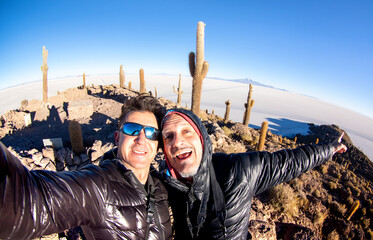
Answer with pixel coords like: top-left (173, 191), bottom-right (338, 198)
top-left (315, 138), bottom-right (319, 144)
top-left (154, 86), bottom-right (158, 98)
top-left (119, 65), bottom-right (125, 88)
top-left (243, 83), bottom-right (254, 126)
top-left (346, 200), bottom-right (360, 221)
top-left (128, 81), bottom-right (132, 90)
top-left (258, 121), bottom-right (268, 151)
top-left (82, 73), bottom-right (86, 89)
top-left (224, 100), bottom-right (231, 123)
top-left (173, 74), bottom-right (184, 105)
top-left (41, 46), bottom-right (49, 103)
top-left (190, 21), bottom-right (209, 117)
top-left (139, 68), bottom-right (146, 93)
top-left (68, 120), bottom-right (84, 155)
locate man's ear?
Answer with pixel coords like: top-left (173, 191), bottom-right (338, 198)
top-left (114, 131), bottom-right (120, 145)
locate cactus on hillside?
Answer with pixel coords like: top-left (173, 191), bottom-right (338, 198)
top-left (41, 46), bottom-right (49, 103)
top-left (154, 86), bottom-right (158, 98)
top-left (258, 121), bottom-right (268, 151)
top-left (243, 83), bottom-right (254, 126)
top-left (346, 200), bottom-right (360, 221)
top-left (128, 81), bottom-right (132, 90)
top-left (119, 65), bottom-right (125, 88)
top-left (83, 73), bottom-right (86, 89)
top-left (139, 68), bottom-right (146, 93)
top-left (68, 120), bottom-right (84, 155)
top-left (224, 100), bottom-right (231, 123)
top-left (189, 21), bottom-right (209, 117)
top-left (173, 74), bottom-right (184, 105)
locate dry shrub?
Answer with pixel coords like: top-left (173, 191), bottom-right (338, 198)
top-left (319, 164), bottom-right (328, 174)
top-left (346, 196), bottom-right (354, 206)
top-left (326, 230), bottom-right (340, 240)
top-left (269, 184), bottom-right (299, 218)
top-left (313, 211), bottom-right (328, 225)
top-left (327, 181), bottom-right (338, 190)
top-left (362, 207), bottom-right (367, 216)
top-left (221, 126), bottom-right (234, 137)
top-left (363, 218), bottom-right (370, 230)
top-left (240, 134), bottom-right (253, 144)
top-left (313, 189), bottom-right (321, 198)
top-left (329, 201), bottom-right (347, 217)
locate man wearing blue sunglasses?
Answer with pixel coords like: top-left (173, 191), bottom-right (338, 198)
top-left (0, 95), bottom-right (172, 240)
top-left (159, 108), bottom-right (347, 240)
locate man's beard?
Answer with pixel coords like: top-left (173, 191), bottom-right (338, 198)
top-left (179, 165), bottom-right (199, 178)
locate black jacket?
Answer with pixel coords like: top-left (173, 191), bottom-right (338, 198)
top-left (0, 143), bottom-right (172, 240)
top-left (159, 109), bottom-right (333, 240)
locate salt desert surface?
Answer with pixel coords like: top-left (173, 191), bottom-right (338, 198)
top-left (1, 74), bottom-right (372, 161)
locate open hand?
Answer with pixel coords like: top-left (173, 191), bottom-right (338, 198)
top-left (332, 132), bottom-right (347, 155)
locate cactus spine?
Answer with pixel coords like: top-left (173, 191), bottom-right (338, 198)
top-left (68, 120), bottom-right (84, 155)
top-left (243, 83), bottom-right (254, 126)
top-left (83, 73), bottom-right (86, 89)
top-left (139, 68), bottom-right (146, 93)
top-left (41, 46), bottom-right (49, 103)
top-left (119, 65), bottom-right (125, 88)
top-left (190, 21), bottom-right (209, 117)
top-left (173, 74), bottom-right (184, 105)
top-left (346, 200), bottom-right (360, 220)
top-left (258, 121), bottom-right (268, 151)
top-left (224, 100), bottom-right (231, 123)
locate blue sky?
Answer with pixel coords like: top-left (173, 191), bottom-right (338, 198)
top-left (1, 0), bottom-right (372, 118)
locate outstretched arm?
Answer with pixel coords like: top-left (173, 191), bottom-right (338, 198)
top-left (0, 142), bottom-right (105, 239)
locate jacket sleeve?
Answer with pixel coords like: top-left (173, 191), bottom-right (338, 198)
top-left (0, 142), bottom-right (106, 239)
top-left (213, 143), bottom-right (333, 196)
top-left (246, 143), bottom-right (333, 195)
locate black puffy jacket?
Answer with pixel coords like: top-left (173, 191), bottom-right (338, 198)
top-left (0, 143), bottom-right (172, 240)
top-left (159, 109), bottom-right (333, 240)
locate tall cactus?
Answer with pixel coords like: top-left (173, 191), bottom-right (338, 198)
top-left (128, 81), bottom-right (132, 90)
top-left (83, 73), bottom-right (86, 89)
top-left (68, 120), bottom-right (84, 155)
top-left (258, 121), bottom-right (268, 151)
top-left (41, 46), bottom-right (49, 103)
top-left (243, 83), bottom-right (254, 126)
top-left (139, 68), bottom-right (146, 93)
top-left (173, 74), bottom-right (184, 105)
top-left (224, 100), bottom-right (231, 123)
top-left (154, 86), bottom-right (158, 98)
top-left (346, 200), bottom-right (360, 220)
top-left (119, 65), bottom-right (125, 88)
top-left (189, 21), bottom-right (209, 117)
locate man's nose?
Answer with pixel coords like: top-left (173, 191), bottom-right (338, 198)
top-left (172, 133), bottom-right (184, 147)
top-left (135, 129), bottom-right (147, 143)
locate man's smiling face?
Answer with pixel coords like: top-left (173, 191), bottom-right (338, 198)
top-left (162, 114), bottom-right (203, 178)
top-left (115, 111), bottom-right (159, 172)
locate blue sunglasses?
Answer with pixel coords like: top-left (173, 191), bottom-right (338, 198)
top-left (120, 122), bottom-right (160, 141)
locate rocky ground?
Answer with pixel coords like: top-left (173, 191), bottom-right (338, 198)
top-left (1, 84), bottom-right (372, 240)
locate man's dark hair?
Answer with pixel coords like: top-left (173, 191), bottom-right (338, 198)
top-left (118, 94), bottom-right (165, 130)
